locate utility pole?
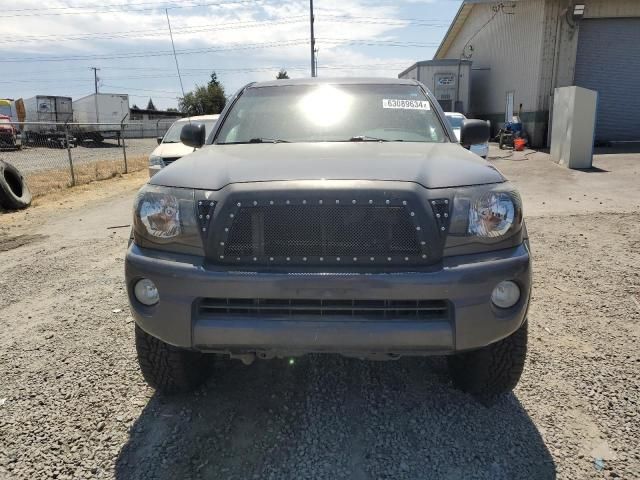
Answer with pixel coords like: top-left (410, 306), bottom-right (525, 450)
top-left (90, 66), bottom-right (101, 123)
top-left (309, 0), bottom-right (316, 77)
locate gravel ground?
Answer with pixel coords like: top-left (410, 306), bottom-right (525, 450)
top-left (0, 156), bottom-right (639, 479)
top-left (0, 138), bottom-right (157, 175)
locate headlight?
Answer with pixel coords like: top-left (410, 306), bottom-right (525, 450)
top-left (132, 184), bottom-right (204, 255)
top-left (469, 191), bottom-right (518, 237)
top-left (449, 184), bottom-right (522, 241)
top-left (149, 155), bottom-right (165, 167)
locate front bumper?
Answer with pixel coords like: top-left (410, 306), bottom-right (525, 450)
top-left (126, 241), bottom-right (531, 356)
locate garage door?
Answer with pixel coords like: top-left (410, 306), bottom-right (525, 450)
top-left (574, 18), bottom-right (640, 142)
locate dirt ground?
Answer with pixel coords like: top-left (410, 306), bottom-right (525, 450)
top-left (0, 148), bottom-right (638, 479)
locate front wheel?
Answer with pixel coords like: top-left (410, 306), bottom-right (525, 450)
top-left (135, 325), bottom-right (212, 394)
top-left (448, 321), bottom-right (528, 400)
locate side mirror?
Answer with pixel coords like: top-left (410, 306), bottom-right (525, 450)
top-left (156, 136), bottom-right (163, 145)
top-left (460, 119), bottom-right (490, 147)
top-left (180, 123), bottom-right (206, 148)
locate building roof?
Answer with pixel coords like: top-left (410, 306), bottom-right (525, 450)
top-left (433, 0), bottom-right (524, 59)
top-left (130, 107), bottom-right (183, 117)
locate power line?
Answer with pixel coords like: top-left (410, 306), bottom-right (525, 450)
top-left (0, 39), bottom-right (310, 63)
top-left (1, 0), bottom-right (275, 17)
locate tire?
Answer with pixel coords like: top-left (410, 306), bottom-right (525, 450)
top-left (0, 160), bottom-right (32, 210)
top-left (448, 321), bottom-right (528, 400)
top-left (135, 325), bottom-right (212, 394)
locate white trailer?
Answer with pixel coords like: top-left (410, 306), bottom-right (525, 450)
top-left (22, 95), bottom-right (74, 146)
top-left (72, 93), bottom-right (130, 142)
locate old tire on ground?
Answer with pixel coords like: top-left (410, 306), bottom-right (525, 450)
top-left (448, 320), bottom-right (528, 400)
top-left (0, 160), bottom-right (32, 210)
top-left (135, 324), bottom-right (212, 394)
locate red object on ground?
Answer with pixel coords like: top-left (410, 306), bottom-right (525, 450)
top-left (514, 138), bottom-right (526, 151)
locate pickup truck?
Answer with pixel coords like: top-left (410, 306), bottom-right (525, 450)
top-left (126, 78), bottom-right (530, 400)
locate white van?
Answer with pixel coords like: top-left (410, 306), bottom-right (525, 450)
top-left (148, 114), bottom-right (220, 176)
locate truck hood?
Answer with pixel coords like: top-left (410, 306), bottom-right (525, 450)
top-left (150, 142), bottom-right (504, 190)
top-left (150, 142), bottom-right (196, 159)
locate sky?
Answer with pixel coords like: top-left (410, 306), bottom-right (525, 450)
top-left (0, 0), bottom-right (463, 110)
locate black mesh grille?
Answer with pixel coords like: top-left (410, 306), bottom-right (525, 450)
top-left (224, 205), bottom-right (420, 259)
top-left (198, 298), bottom-right (449, 320)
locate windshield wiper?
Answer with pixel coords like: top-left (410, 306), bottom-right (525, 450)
top-left (248, 137), bottom-right (289, 143)
top-left (348, 135), bottom-right (389, 142)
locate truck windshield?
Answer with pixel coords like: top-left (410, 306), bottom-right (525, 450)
top-left (216, 84), bottom-right (447, 144)
top-left (164, 119), bottom-right (217, 144)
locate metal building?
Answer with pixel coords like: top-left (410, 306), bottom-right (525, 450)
top-left (430, 0), bottom-right (640, 146)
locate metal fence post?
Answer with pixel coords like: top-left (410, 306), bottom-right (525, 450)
top-left (64, 124), bottom-right (76, 186)
top-left (121, 114), bottom-right (129, 174)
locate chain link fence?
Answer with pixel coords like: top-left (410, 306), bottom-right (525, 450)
top-left (0, 120), bottom-right (175, 197)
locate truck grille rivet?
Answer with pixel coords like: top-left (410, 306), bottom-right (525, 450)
top-left (319, 200), bottom-right (323, 204)
top-left (198, 201), bottom-right (202, 205)
top-left (237, 202), bottom-right (241, 207)
top-left (336, 257), bottom-right (341, 261)
top-left (286, 257), bottom-right (290, 261)
top-left (445, 199), bottom-right (449, 204)
top-left (253, 257), bottom-right (257, 261)
top-left (416, 226), bottom-right (421, 231)
top-left (387, 257), bottom-right (392, 261)
top-left (431, 201), bottom-right (436, 205)
top-left (444, 213), bottom-right (449, 218)
top-left (206, 214), bottom-right (210, 219)
top-left (320, 257), bottom-right (324, 261)
top-left (421, 241), bottom-right (426, 245)
top-left (229, 213), bottom-right (234, 218)
top-left (352, 200), bottom-right (356, 204)
top-left (370, 257), bottom-right (374, 261)
top-left (385, 200), bottom-right (390, 204)
top-left (219, 255), bottom-right (224, 259)
top-left (441, 226), bottom-right (446, 231)
top-left (269, 257), bottom-right (274, 261)
top-left (202, 227), bottom-right (207, 232)
top-left (410, 212), bottom-right (415, 216)
top-left (422, 254), bottom-right (427, 259)
top-left (224, 228), bottom-right (229, 232)
top-left (353, 257), bottom-right (357, 261)
top-left (253, 201), bottom-right (258, 206)
top-left (199, 214), bottom-right (203, 219)
top-left (286, 200), bottom-right (290, 204)
top-left (336, 199), bottom-right (340, 204)
top-left (270, 200), bottom-right (274, 205)
top-left (220, 242), bottom-right (224, 246)
top-left (402, 200), bottom-right (407, 205)
top-left (302, 200), bottom-right (307, 204)
top-left (405, 257), bottom-right (409, 261)
top-left (369, 200), bottom-right (373, 204)
top-left (303, 257), bottom-right (307, 261)
top-left (209, 202), bottom-right (214, 206)
top-left (436, 213), bottom-right (441, 218)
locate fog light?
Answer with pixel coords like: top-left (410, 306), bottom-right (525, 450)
top-left (491, 281), bottom-right (520, 308)
top-left (134, 278), bottom-right (159, 306)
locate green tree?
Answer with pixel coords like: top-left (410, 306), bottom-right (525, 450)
top-left (178, 72), bottom-right (226, 115)
top-left (166, 107), bottom-right (179, 112)
top-left (146, 98), bottom-right (157, 110)
top-left (276, 69), bottom-right (289, 79)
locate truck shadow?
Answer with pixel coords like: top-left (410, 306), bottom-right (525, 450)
top-left (115, 356), bottom-right (555, 479)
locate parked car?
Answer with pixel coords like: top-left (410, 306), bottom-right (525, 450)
top-left (0, 115), bottom-right (21, 149)
top-left (127, 78), bottom-right (530, 400)
top-left (148, 115), bottom-right (220, 176)
top-left (445, 112), bottom-right (489, 159)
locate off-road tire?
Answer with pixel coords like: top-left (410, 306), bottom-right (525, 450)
top-left (0, 160), bottom-right (32, 210)
top-left (448, 320), bottom-right (528, 400)
top-left (135, 325), bottom-right (212, 394)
